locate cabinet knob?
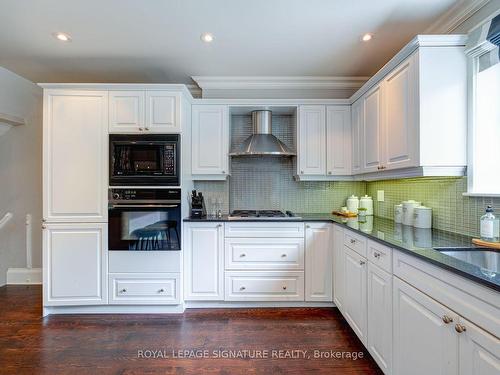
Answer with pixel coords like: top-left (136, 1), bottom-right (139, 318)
top-left (350, 239), bottom-right (356, 244)
top-left (281, 254), bottom-right (287, 258)
top-left (442, 315), bottom-right (453, 324)
top-left (221, 170), bottom-right (225, 174)
top-left (377, 166), bottom-right (382, 170)
top-left (328, 171), bottom-right (332, 175)
top-left (138, 127), bottom-right (144, 131)
top-left (217, 224), bottom-right (223, 228)
top-left (282, 286), bottom-right (287, 290)
top-left (158, 288), bottom-right (165, 293)
top-left (240, 253), bottom-right (246, 258)
top-left (240, 286), bottom-right (246, 291)
top-left (359, 260), bottom-right (366, 266)
top-left (42, 225), bottom-right (47, 229)
top-left (300, 171), bottom-right (304, 174)
top-left (42, 219), bottom-right (46, 223)
top-left (306, 225), bottom-right (311, 229)
top-left (373, 252), bottom-right (381, 258)
top-left (145, 127), bottom-right (150, 131)
top-left (455, 323), bottom-right (466, 333)
top-left (120, 288), bottom-right (127, 293)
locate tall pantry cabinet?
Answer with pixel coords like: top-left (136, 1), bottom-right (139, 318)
top-left (42, 90), bottom-right (109, 306)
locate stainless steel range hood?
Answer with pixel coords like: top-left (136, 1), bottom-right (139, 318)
top-left (229, 110), bottom-right (295, 156)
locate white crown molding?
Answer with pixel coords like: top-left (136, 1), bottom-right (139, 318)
top-left (191, 76), bottom-right (370, 91)
top-left (185, 84), bottom-right (202, 98)
top-left (349, 34), bottom-right (467, 103)
top-left (425, 0), bottom-right (491, 34)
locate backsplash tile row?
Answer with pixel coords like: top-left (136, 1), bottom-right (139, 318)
top-left (367, 177), bottom-right (500, 237)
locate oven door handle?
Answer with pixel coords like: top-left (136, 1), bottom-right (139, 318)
top-left (109, 204), bottom-right (180, 209)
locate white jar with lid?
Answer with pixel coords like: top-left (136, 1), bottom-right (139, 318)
top-left (402, 200), bottom-right (421, 226)
top-left (359, 195), bottom-right (373, 215)
top-left (346, 195), bottom-right (359, 214)
top-left (414, 206), bottom-right (432, 229)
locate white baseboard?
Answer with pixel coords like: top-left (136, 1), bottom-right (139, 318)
top-left (7, 268), bottom-right (42, 284)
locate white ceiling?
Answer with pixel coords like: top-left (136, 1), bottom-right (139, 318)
top-left (0, 0), bottom-right (467, 85)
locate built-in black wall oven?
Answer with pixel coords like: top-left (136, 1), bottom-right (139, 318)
top-left (109, 134), bottom-right (180, 186)
top-left (108, 188), bottom-right (181, 251)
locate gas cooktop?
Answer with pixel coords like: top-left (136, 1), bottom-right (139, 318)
top-left (228, 210), bottom-right (301, 220)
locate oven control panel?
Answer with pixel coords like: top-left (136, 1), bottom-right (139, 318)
top-left (109, 188), bottom-right (181, 202)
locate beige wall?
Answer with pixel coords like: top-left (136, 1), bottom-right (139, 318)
top-left (0, 67), bottom-right (42, 286)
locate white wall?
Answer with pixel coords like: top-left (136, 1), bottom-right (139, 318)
top-left (0, 67), bottom-right (42, 286)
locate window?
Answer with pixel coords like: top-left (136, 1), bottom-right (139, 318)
top-left (466, 15), bottom-right (500, 196)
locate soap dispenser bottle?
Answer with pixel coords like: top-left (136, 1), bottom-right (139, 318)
top-left (480, 206), bottom-right (499, 242)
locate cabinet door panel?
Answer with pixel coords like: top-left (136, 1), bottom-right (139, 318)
top-left (326, 106), bottom-right (351, 175)
top-left (109, 91), bottom-right (144, 133)
top-left (351, 99), bottom-right (363, 174)
top-left (298, 106), bottom-right (326, 175)
top-left (332, 225), bottom-right (345, 311)
top-left (43, 223), bottom-right (107, 306)
top-left (393, 277), bottom-right (457, 375)
top-left (384, 56), bottom-right (418, 170)
top-left (363, 84), bottom-right (384, 173)
top-left (192, 105), bottom-right (228, 175)
top-left (145, 91), bottom-right (181, 132)
top-left (184, 222), bottom-right (224, 300)
top-left (43, 90), bottom-right (108, 222)
top-left (367, 263), bottom-right (392, 374)
top-left (459, 317), bottom-right (500, 375)
top-left (305, 223), bottom-right (332, 301)
top-left (343, 246), bottom-right (368, 345)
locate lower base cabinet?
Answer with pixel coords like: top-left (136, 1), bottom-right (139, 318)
top-left (43, 223), bottom-right (107, 306)
top-left (367, 262), bottom-right (392, 375)
top-left (109, 273), bottom-right (180, 305)
top-left (343, 246), bottom-right (368, 345)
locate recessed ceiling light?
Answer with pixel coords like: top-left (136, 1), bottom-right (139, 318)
top-left (53, 32), bottom-right (72, 42)
top-left (361, 33), bottom-right (373, 42)
top-left (200, 32), bottom-right (215, 43)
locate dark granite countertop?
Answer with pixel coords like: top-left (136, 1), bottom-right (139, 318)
top-left (183, 214), bottom-right (499, 291)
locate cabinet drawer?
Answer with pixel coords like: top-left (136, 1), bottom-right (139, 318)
top-left (224, 271), bottom-right (304, 301)
top-left (367, 240), bottom-right (392, 273)
top-left (225, 222), bottom-right (304, 238)
top-left (225, 238), bottom-right (304, 270)
top-left (344, 229), bottom-right (367, 257)
top-left (109, 273), bottom-right (180, 305)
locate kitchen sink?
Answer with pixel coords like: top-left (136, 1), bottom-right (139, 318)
top-left (434, 247), bottom-right (499, 277)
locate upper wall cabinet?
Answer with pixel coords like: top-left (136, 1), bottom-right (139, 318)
top-left (191, 105), bottom-right (229, 179)
top-left (297, 105), bottom-right (351, 180)
top-left (43, 90), bottom-right (108, 223)
top-left (109, 90), bottom-right (181, 133)
top-left (351, 37), bottom-right (467, 179)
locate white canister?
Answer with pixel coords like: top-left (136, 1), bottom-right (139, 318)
top-left (402, 200), bottom-right (421, 226)
top-left (394, 204), bottom-right (403, 223)
top-left (359, 195), bottom-right (373, 215)
top-left (414, 228), bottom-right (432, 248)
top-left (346, 195), bottom-right (359, 214)
top-left (414, 206), bottom-right (432, 229)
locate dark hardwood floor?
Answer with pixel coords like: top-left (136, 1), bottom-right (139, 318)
top-left (0, 285), bottom-right (382, 374)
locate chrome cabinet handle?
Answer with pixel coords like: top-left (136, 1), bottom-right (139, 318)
top-left (138, 127), bottom-right (144, 131)
top-left (373, 252), bottom-right (381, 258)
top-left (240, 286), bottom-right (246, 291)
top-left (350, 239), bottom-right (356, 244)
top-left (240, 253), bottom-right (246, 258)
top-left (120, 288), bottom-right (127, 293)
top-left (359, 260), bottom-right (366, 265)
top-left (281, 254), bottom-right (287, 258)
top-left (442, 315), bottom-right (453, 324)
top-left (455, 323), bottom-right (466, 333)
top-left (282, 286), bottom-right (287, 290)
top-left (145, 127), bottom-right (150, 131)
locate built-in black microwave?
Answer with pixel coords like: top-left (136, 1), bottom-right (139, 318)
top-left (109, 134), bottom-right (180, 186)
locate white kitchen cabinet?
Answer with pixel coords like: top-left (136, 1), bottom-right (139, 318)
top-left (367, 263), bottom-right (392, 375)
top-left (383, 55), bottom-right (418, 170)
top-left (458, 316), bottom-right (500, 375)
top-left (109, 91), bottom-right (145, 133)
top-left (145, 91), bottom-right (181, 132)
top-left (43, 90), bottom-right (108, 223)
top-left (362, 83), bottom-right (384, 173)
top-left (393, 277), bottom-right (457, 375)
top-left (184, 222), bottom-right (224, 300)
top-left (298, 105), bottom-right (326, 176)
top-left (326, 106), bottom-right (351, 176)
top-left (351, 99), bottom-right (363, 174)
top-left (109, 90), bottom-right (181, 133)
top-left (332, 225), bottom-right (345, 311)
top-left (43, 223), bottom-right (107, 306)
top-left (191, 105), bottom-right (229, 178)
top-left (343, 246), bottom-right (368, 345)
top-left (305, 223), bottom-right (332, 302)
